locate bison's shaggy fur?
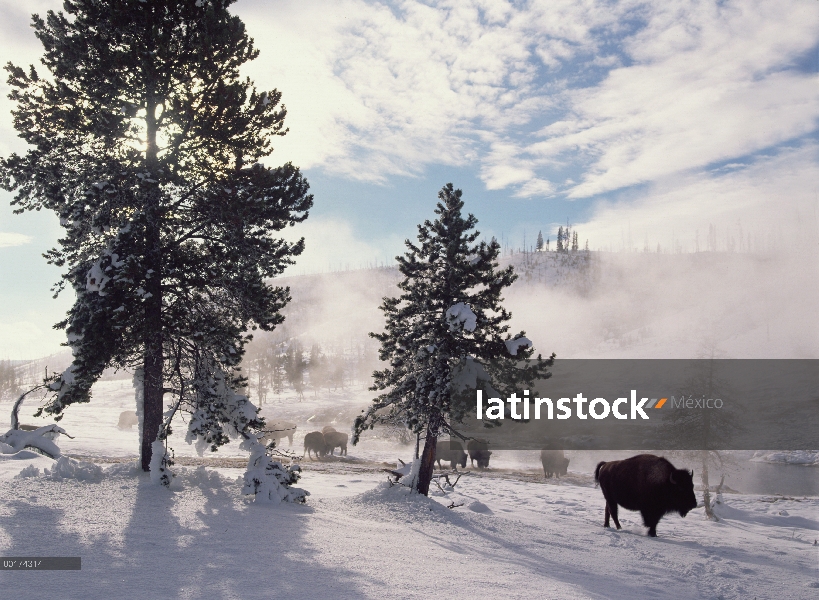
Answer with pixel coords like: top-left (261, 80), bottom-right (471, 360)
top-left (434, 440), bottom-right (467, 470)
top-left (540, 449), bottom-right (570, 478)
top-left (323, 431), bottom-right (348, 456)
top-left (595, 454), bottom-right (697, 537)
top-left (303, 431), bottom-right (328, 459)
top-left (467, 439), bottom-right (492, 468)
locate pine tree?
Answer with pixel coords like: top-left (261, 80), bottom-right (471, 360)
top-left (0, 0), bottom-right (311, 499)
top-left (536, 230), bottom-right (544, 251)
top-left (354, 184), bottom-right (553, 495)
top-left (571, 230), bottom-right (579, 252)
top-left (284, 341), bottom-right (307, 401)
top-left (556, 226), bottom-right (564, 252)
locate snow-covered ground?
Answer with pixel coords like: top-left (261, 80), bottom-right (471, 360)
top-left (0, 378), bottom-right (817, 599)
top-left (0, 452), bottom-right (817, 599)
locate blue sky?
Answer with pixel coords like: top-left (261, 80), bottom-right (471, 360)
top-left (1, 0), bottom-right (818, 358)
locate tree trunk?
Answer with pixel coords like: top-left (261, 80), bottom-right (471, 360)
top-left (140, 57), bottom-right (164, 473)
top-left (416, 428), bottom-right (437, 496)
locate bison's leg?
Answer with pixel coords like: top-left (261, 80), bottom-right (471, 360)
top-left (288, 434), bottom-right (293, 446)
top-left (604, 503), bottom-right (611, 527)
top-left (642, 511), bottom-right (661, 537)
top-left (609, 502), bottom-right (622, 529)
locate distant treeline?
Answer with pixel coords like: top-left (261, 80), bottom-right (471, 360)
top-left (241, 339), bottom-right (381, 405)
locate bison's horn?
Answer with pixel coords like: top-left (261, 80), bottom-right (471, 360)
top-left (689, 469), bottom-right (694, 477)
top-left (669, 471), bottom-right (676, 484)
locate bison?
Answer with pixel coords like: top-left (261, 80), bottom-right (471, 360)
top-left (467, 439), bottom-right (492, 468)
top-left (595, 454), bottom-right (697, 537)
top-left (303, 431), bottom-right (328, 459)
top-left (540, 449), bottom-right (570, 478)
top-left (434, 439), bottom-right (467, 470)
top-left (261, 421), bottom-right (297, 448)
top-left (321, 426), bottom-right (337, 434)
top-left (323, 431), bottom-right (348, 456)
top-left (118, 411), bottom-right (139, 430)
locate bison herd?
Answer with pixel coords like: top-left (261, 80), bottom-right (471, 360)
top-left (434, 439), bottom-right (493, 470)
top-left (302, 426), bottom-right (348, 459)
top-left (109, 410), bottom-right (697, 537)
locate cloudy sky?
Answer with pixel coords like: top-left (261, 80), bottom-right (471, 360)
top-left (1, 0), bottom-right (818, 358)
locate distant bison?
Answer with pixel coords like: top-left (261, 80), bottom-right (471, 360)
top-left (595, 454), bottom-right (697, 537)
top-left (541, 449), bottom-right (570, 478)
top-left (323, 431), bottom-right (348, 456)
top-left (261, 421), bottom-right (297, 448)
top-left (467, 439), bottom-right (492, 468)
top-left (118, 411), bottom-right (139, 429)
top-left (303, 431), bottom-right (328, 459)
top-left (321, 426), bottom-right (337, 434)
top-left (434, 439), bottom-right (467, 470)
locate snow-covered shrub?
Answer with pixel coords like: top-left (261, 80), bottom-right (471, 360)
top-left (44, 456), bottom-right (104, 482)
top-left (180, 361), bottom-right (307, 502)
top-left (241, 438), bottom-right (308, 503)
top-left (149, 439), bottom-right (173, 487)
top-left (16, 465), bottom-right (40, 478)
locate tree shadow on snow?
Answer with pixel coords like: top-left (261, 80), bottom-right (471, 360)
top-left (0, 470), bottom-right (366, 599)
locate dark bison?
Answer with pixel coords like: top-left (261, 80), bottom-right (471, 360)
top-left (434, 440), bottom-right (467, 470)
top-left (303, 431), bottom-right (328, 459)
top-left (324, 431), bottom-right (348, 456)
top-left (467, 439), bottom-right (492, 468)
top-left (595, 454), bottom-right (697, 537)
top-left (540, 449), bottom-right (570, 478)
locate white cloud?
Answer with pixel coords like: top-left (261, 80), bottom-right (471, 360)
top-left (3, 0), bottom-right (817, 210)
top-left (236, 0), bottom-right (623, 181)
top-left (489, 1), bottom-right (819, 197)
top-left (575, 143), bottom-right (819, 252)
top-left (235, 0), bottom-right (819, 202)
top-left (0, 232), bottom-right (31, 247)
top-left (279, 216), bottom-right (403, 275)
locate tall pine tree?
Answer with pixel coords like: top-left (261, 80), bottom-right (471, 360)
top-left (536, 230), bottom-right (544, 251)
top-left (0, 0), bottom-right (311, 498)
top-left (354, 184), bottom-right (553, 495)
